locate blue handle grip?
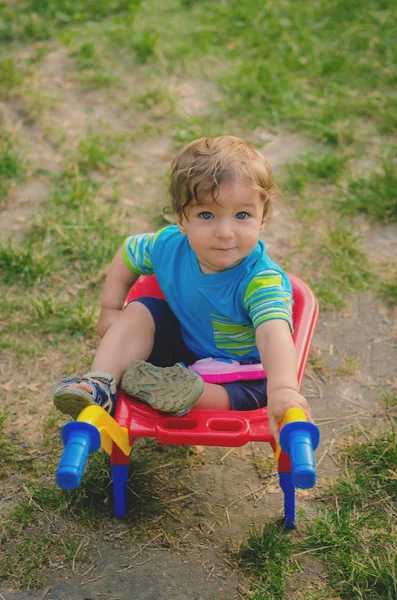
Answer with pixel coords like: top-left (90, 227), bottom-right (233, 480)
top-left (56, 422), bottom-right (101, 489)
top-left (279, 422), bottom-right (320, 489)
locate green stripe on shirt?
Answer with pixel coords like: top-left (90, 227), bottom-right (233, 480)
top-left (244, 270), bottom-right (293, 332)
top-left (122, 230), bottom-right (165, 275)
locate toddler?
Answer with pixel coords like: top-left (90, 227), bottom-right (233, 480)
top-left (54, 136), bottom-right (312, 441)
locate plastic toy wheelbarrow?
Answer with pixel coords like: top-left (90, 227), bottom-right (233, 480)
top-left (56, 274), bottom-right (320, 528)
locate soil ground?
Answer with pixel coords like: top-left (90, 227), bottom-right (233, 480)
top-left (1, 49), bottom-right (396, 600)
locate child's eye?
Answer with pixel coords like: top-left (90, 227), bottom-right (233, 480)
top-left (236, 211), bottom-right (249, 220)
top-left (198, 211), bottom-right (214, 220)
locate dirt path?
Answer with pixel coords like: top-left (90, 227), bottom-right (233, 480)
top-left (1, 50), bottom-right (396, 600)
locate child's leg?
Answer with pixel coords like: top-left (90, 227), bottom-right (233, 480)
top-left (54, 302), bottom-right (157, 418)
top-left (57, 297), bottom-right (234, 417)
top-left (93, 301), bottom-right (156, 379)
top-left (68, 301), bottom-right (156, 392)
top-left (193, 383), bottom-right (231, 410)
top-left (214, 379), bottom-right (267, 412)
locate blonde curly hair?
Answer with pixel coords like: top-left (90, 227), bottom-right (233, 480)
top-left (168, 136), bottom-right (277, 221)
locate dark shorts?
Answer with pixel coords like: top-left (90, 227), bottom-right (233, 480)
top-left (127, 297), bottom-right (267, 412)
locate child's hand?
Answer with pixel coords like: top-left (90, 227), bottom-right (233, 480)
top-left (97, 308), bottom-right (121, 338)
top-left (267, 388), bottom-right (313, 444)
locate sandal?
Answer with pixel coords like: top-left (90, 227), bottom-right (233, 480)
top-left (54, 371), bottom-right (117, 420)
top-left (120, 360), bottom-right (204, 416)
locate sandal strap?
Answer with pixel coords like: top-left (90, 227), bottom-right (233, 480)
top-left (60, 372), bottom-right (116, 390)
top-left (84, 371), bottom-right (117, 393)
top-left (59, 372), bottom-right (117, 406)
top-left (79, 372), bottom-right (117, 406)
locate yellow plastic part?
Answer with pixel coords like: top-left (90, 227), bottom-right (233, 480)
top-left (274, 407), bottom-right (307, 462)
top-left (77, 406), bottom-right (131, 457)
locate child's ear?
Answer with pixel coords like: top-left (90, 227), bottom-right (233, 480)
top-left (177, 217), bottom-right (187, 236)
top-left (259, 218), bottom-right (266, 233)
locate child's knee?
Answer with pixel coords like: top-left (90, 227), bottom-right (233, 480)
top-left (123, 300), bottom-right (156, 331)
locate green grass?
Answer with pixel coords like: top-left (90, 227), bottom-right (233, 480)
top-left (285, 151), bottom-right (349, 207)
top-left (0, 448), bottom-right (119, 587)
top-left (339, 161), bottom-right (397, 222)
top-left (0, 131), bottom-right (26, 203)
top-left (337, 353), bottom-right (361, 377)
top-left (301, 426), bottom-right (397, 600)
top-left (0, 508), bottom-right (89, 589)
top-left (0, 313), bottom-right (48, 358)
top-left (303, 506), bottom-right (396, 600)
top-left (0, 144), bottom-right (132, 358)
top-left (0, 57), bottom-right (24, 94)
top-left (0, 144), bottom-right (132, 353)
top-left (381, 389), bottom-right (397, 412)
top-left (0, 412), bottom-right (19, 479)
top-left (3, 1), bottom-right (396, 138)
top-left (0, 288), bottom-right (97, 342)
top-left (380, 277), bottom-right (397, 306)
top-left (0, 239), bottom-right (53, 285)
top-left (1, 143), bottom-right (128, 280)
top-left (236, 412), bottom-right (397, 600)
top-left (0, 412), bottom-right (204, 588)
top-left (134, 0), bottom-right (396, 138)
top-left (288, 152), bottom-right (349, 190)
top-left (237, 523), bottom-right (296, 600)
top-left (30, 196), bottom-right (125, 279)
top-left (31, 293), bottom-right (98, 336)
top-left (0, 0), bottom-right (143, 42)
top-left (107, 26), bottom-right (160, 63)
top-left (25, 451), bottom-right (114, 525)
top-left (0, 412), bottom-right (39, 479)
top-left (216, 0), bottom-right (397, 137)
top-left (74, 132), bottom-right (127, 173)
top-left (70, 42), bottom-right (122, 88)
top-left (42, 409), bottom-right (65, 447)
top-left (305, 221), bottom-right (372, 310)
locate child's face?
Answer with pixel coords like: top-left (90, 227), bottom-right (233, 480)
top-left (177, 180), bottom-right (265, 274)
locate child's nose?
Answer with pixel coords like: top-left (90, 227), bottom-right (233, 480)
top-left (215, 220), bottom-right (234, 239)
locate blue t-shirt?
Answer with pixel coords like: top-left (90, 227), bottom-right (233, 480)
top-left (122, 226), bottom-right (293, 362)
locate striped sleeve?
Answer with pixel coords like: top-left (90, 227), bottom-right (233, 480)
top-left (122, 231), bottom-right (161, 275)
top-left (244, 270), bottom-right (293, 332)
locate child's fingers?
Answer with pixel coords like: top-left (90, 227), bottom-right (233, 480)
top-left (292, 396), bottom-right (313, 424)
top-left (268, 412), bottom-right (280, 444)
top-left (301, 403), bottom-right (314, 423)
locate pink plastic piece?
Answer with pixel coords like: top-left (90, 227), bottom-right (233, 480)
top-left (188, 358), bottom-right (265, 382)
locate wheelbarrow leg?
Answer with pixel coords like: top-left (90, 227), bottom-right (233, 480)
top-left (279, 472), bottom-right (295, 528)
top-left (111, 444), bottom-right (131, 518)
top-left (112, 465), bottom-right (129, 517)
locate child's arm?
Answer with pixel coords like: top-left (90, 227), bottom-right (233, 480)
top-left (97, 247), bottom-right (139, 337)
top-left (255, 319), bottom-right (313, 443)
